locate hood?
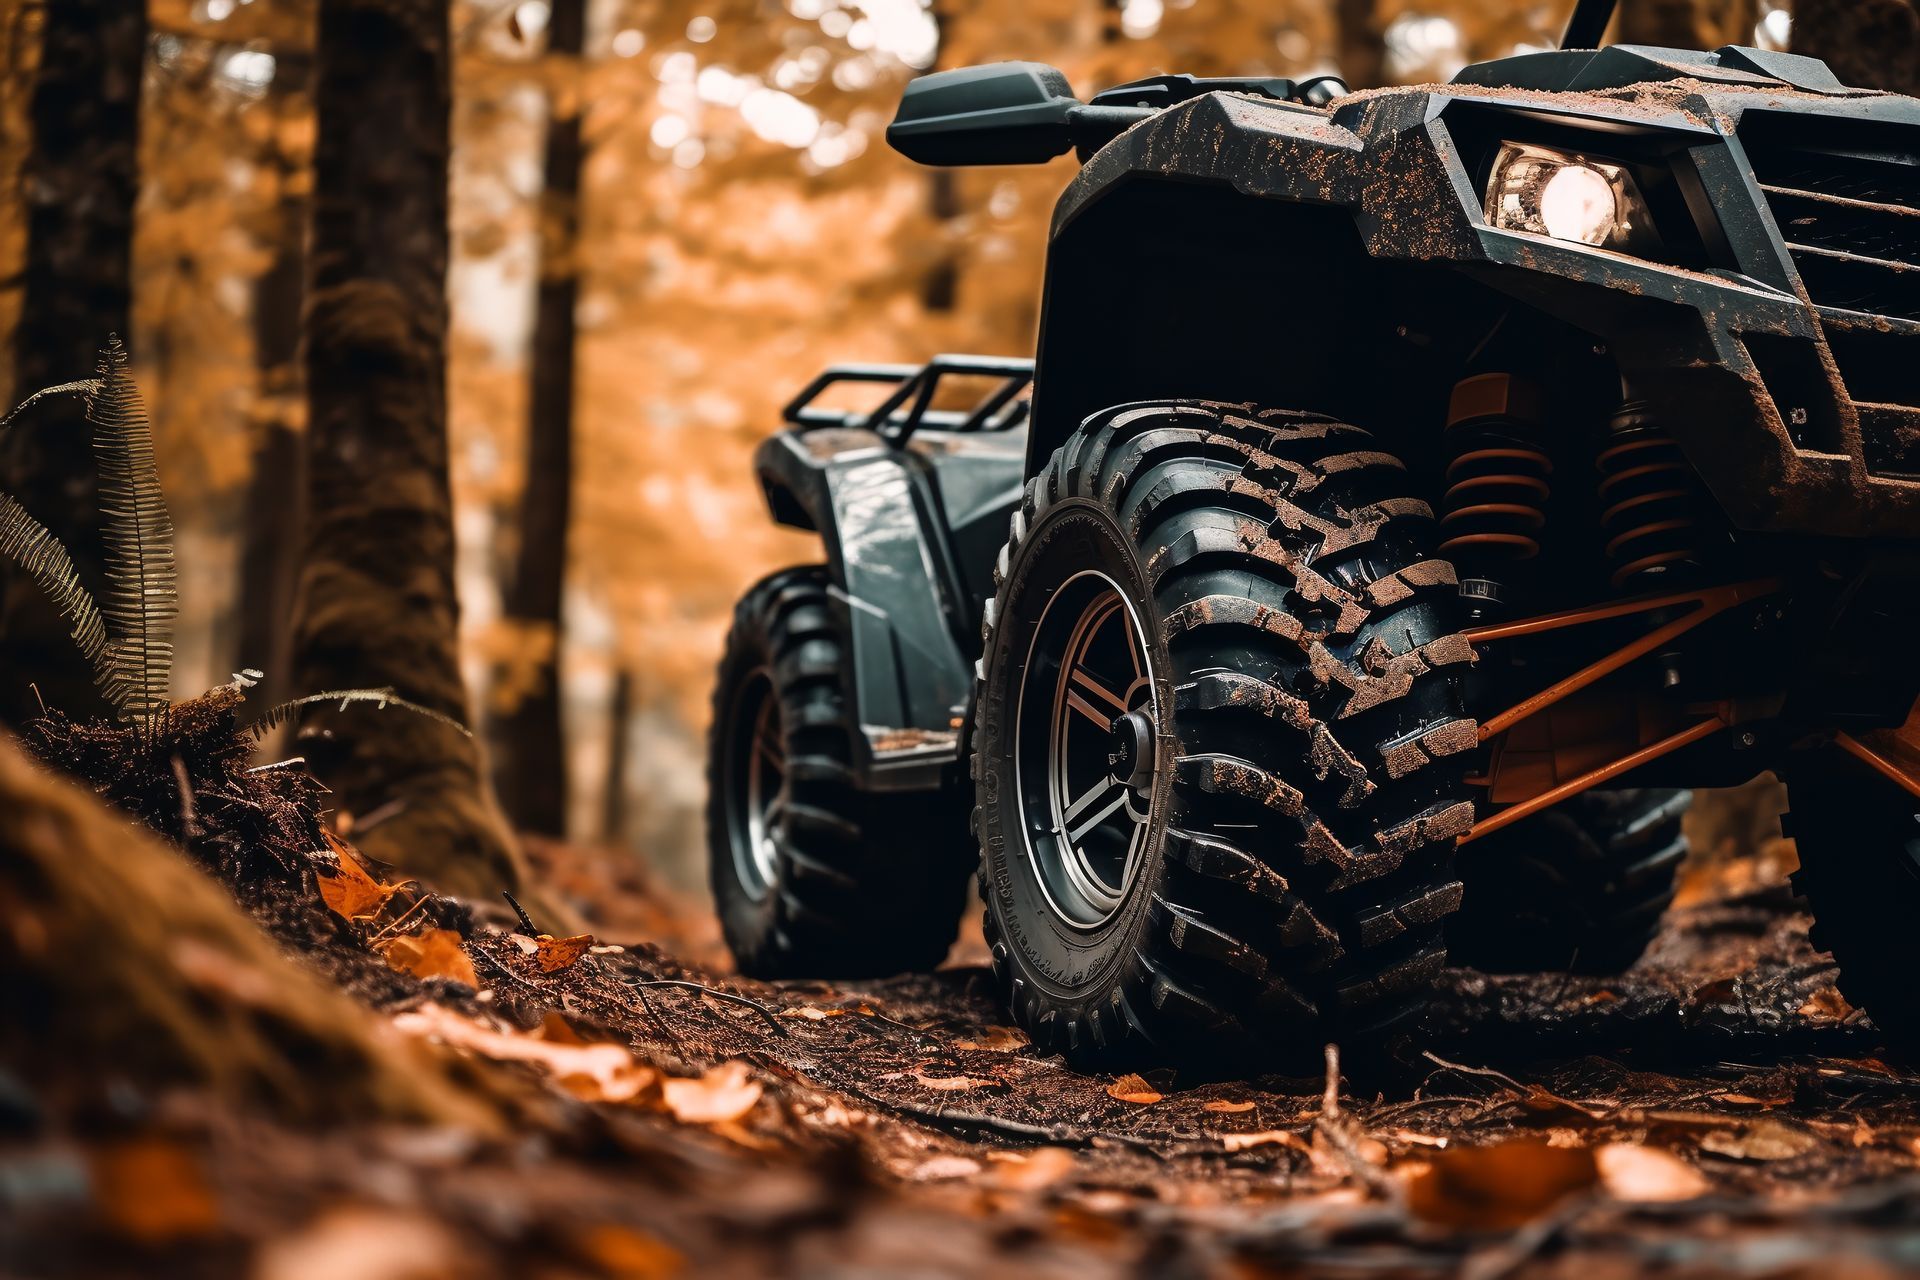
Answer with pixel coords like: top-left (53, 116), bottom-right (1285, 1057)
top-left (1454, 43), bottom-right (1884, 98)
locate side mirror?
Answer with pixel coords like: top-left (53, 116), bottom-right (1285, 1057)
top-left (887, 62), bottom-right (1081, 166)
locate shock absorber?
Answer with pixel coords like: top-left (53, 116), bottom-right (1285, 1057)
top-left (1596, 400), bottom-right (1710, 590)
top-left (1439, 372), bottom-right (1552, 614)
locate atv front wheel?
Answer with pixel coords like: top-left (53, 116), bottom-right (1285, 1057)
top-left (1785, 751), bottom-right (1920, 1054)
top-left (1450, 789), bottom-right (1689, 974)
top-left (707, 567), bottom-right (972, 978)
top-left (971, 402), bottom-right (1477, 1067)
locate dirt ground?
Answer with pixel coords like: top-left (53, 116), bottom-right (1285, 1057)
top-left (11, 790), bottom-right (1920, 1279)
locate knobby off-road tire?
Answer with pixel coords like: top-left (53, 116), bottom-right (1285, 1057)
top-left (1451, 789), bottom-right (1689, 974)
top-left (1785, 752), bottom-right (1920, 1055)
top-left (707, 567), bottom-right (973, 979)
top-left (971, 402), bottom-right (1478, 1069)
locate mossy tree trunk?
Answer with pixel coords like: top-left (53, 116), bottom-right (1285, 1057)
top-left (294, 0), bottom-right (526, 899)
top-left (0, 0), bottom-right (145, 727)
top-left (1791, 0), bottom-right (1919, 94)
top-left (491, 0), bottom-right (586, 838)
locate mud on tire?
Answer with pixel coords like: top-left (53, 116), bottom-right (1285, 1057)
top-left (708, 566), bottom-right (973, 979)
top-left (1451, 789), bottom-right (1689, 975)
top-left (971, 402), bottom-right (1478, 1069)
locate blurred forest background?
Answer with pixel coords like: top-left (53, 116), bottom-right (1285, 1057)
top-left (0, 0), bottom-right (1892, 898)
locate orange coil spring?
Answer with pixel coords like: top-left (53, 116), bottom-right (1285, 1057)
top-left (1597, 402), bottom-right (1708, 589)
top-left (1438, 406), bottom-right (1553, 565)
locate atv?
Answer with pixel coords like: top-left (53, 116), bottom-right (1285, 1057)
top-left (705, 0), bottom-right (1920, 1067)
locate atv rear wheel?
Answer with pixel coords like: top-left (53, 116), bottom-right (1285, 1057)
top-left (1450, 789), bottom-right (1689, 974)
top-left (708, 567), bottom-right (972, 978)
top-left (1784, 751), bottom-right (1920, 1055)
top-left (971, 402), bottom-right (1477, 1068)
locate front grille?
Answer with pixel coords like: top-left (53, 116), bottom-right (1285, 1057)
top-left (1741, 110), bottom-right (1920, 475)
top-left (1741, 110), bottom-right (1920, 321)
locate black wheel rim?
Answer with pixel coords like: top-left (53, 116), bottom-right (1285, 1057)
top-left (1014, 570), bottom-right (1159, 929)
top-left (723, 669), bottom-right (785, 900)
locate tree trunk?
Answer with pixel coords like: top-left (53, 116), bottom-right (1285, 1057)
top-left (601, 666), bottom-right (632, 843)
top-left (0, 0), bottom-right (145, 727)
top-left (235, 61), bottom-right (312, 712)
top-left (491, 0), bottom-right (585, 838)
top-left (294, 0), bottom-right (526, 899)
top-left (1790, 0), bottom-right (1920, 95)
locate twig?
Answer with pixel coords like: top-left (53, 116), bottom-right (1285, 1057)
top-left (622, 978), bottom-right (790, 1039)
top-left (1422, 1050), bottom-right (1532, 1096)
top-left (503, 890), bottom-right (538, 935)
top-left (824, 1075), bottom-right (1167, 1158)
top-left (170, 754), bottom-right (198, 836)
top-left (367, 894), bottom-right (432, 944)
top-left (1322, 1043), bottom-right (1342, 1118)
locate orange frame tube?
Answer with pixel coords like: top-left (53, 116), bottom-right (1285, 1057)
top-left (1835, 731), bottom-right (1920, 803)
top-left (1458, 578), bottom-right (1782, 843)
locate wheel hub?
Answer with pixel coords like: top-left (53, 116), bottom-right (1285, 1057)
top-left (1108, 710), bottom-right (1155, 793)
top-left (1013, 570), bottom-right (1162, 930)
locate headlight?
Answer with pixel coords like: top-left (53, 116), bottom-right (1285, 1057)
top-left (1484, 141), bottom-right (1656, 254)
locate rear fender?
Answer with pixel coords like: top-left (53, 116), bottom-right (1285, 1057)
top-left (753, 429), bottom-right (983, 790)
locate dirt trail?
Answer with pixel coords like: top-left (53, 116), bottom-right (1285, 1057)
top-left (12, 797), bottom-right (1920, 1278)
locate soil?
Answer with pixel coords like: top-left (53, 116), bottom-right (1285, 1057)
top-left (8, 738), bottom-right (1920, 1279)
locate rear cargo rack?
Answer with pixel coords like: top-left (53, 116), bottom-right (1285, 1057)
top-left (782, 354), bottom-right (1033, 444)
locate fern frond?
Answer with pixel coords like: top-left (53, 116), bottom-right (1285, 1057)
top-left (247, 688), bottom-right (476, 743)
top-left (86, 337), bottom-right (176, 727)
top-left (0, 379), bottom-right (102, 436)
top-left (0, 493), bottom-right (119, 702)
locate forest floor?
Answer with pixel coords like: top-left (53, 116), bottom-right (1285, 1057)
top-left (13, 804), bottom-right (1920, 1278)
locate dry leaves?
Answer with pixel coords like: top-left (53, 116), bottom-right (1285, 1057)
top-left (1106, 1073), bottom-right (1163, 1105)
top-left (382, 928), bottom-right (478, 988)
top-left (1698, 1119), bottom-right (1819, 1162)
top-left (988, 1147), bottom-right (1078, 1190)
top-left (1221, 1130), bottom-right (1308, 1154)
top-left (527, 932), bottom-right (594, 973)
top-left (1594, 1144), bottom-right (1711, 1201)
top-left (1203, 1100), bottom-right (1255, 1114)
top-left (911, 1068), bottom-right (1002, 1092)
top-left (661, 1062), bottom-right (762, 1125)
top-left (1405, 1140), bottom-right (1598, 1231)
top-left (90, 1138), bottom-right (220, 1244)
top-left (394, 1004), bottom-right (657, 1104)
top-left (955, 1025), bottom-right (1028, 1052)
top-left (315, 832), bottom-right (402, 921)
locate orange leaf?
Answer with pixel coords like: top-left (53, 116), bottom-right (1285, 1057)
top-left (394, 1004), bottom-right (656, 1103)
top-left (1203, 1100), bottom-right (1255, 1114)
top-left (661, 1062), bottom-right (762, 1125)
top-left (316, 832), bottom-right (401, 921)
top-left (91, 1138), bottom-right (220, 1244)
top-left (1594, 1144), bottom-right (1710, 1202)
top-left (1220, 1130), bottom-right (1308, 1154)
top-left (912, 1069), bottom-right (1000, 1092)
top-left (1106, 1073), bottom-right (1163, 1105)
top-left (382, 929), bottom-right (479, 988)
top-left (534, 932), bottom-right (594, 973)
top-left (574, 1224), bottom-right (684, 1280)
top-left (1405, 1140), bottom-right (1597, 1231)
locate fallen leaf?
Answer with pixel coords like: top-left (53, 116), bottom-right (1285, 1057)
top-left (572, 1224), bottom-right (684, 1280)
top-left (956, 1025), bottom-right (1029, 1052)
top-left (255, 1206), bottom-right (466, 1280)
top-left (394, 1004), bottom-right (656, 1103)
top-left (316, 832), bottom-right (402, 921)
top-left (382, 928), bottom-right (479, 988)
top-left (1203, 1100), bottom-right (1256, 1114)
top-left (534, 932), bottom-right (594, 973)
top-left (1799, 987), bottom-right (1854, 1021)
top-left (1698, 1120), bottom-right (1818, 1162)
top-left (989, 1147), bottom-right (1077, 1190)
top-left (1404, 1140), bottom-right (1598, 1231)
top-left (90, 1138), bottom-right (220, 1244)
top-left (1107, 1073), bottom-right (1163, 1105)
top-left (1595, 1144), bottom-right (1710, 1202)
top-left (914, 1155), bottom-right (984, 1180)
top-left (912, 1069), bottom-right (1001, 1092)
top-left (1220, 1130), bottom-right (1308, 1154)
top-left (662, 1061), bottom-right (762, 1125)
top-left (779, 1006), bottom-right (845, 1021)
